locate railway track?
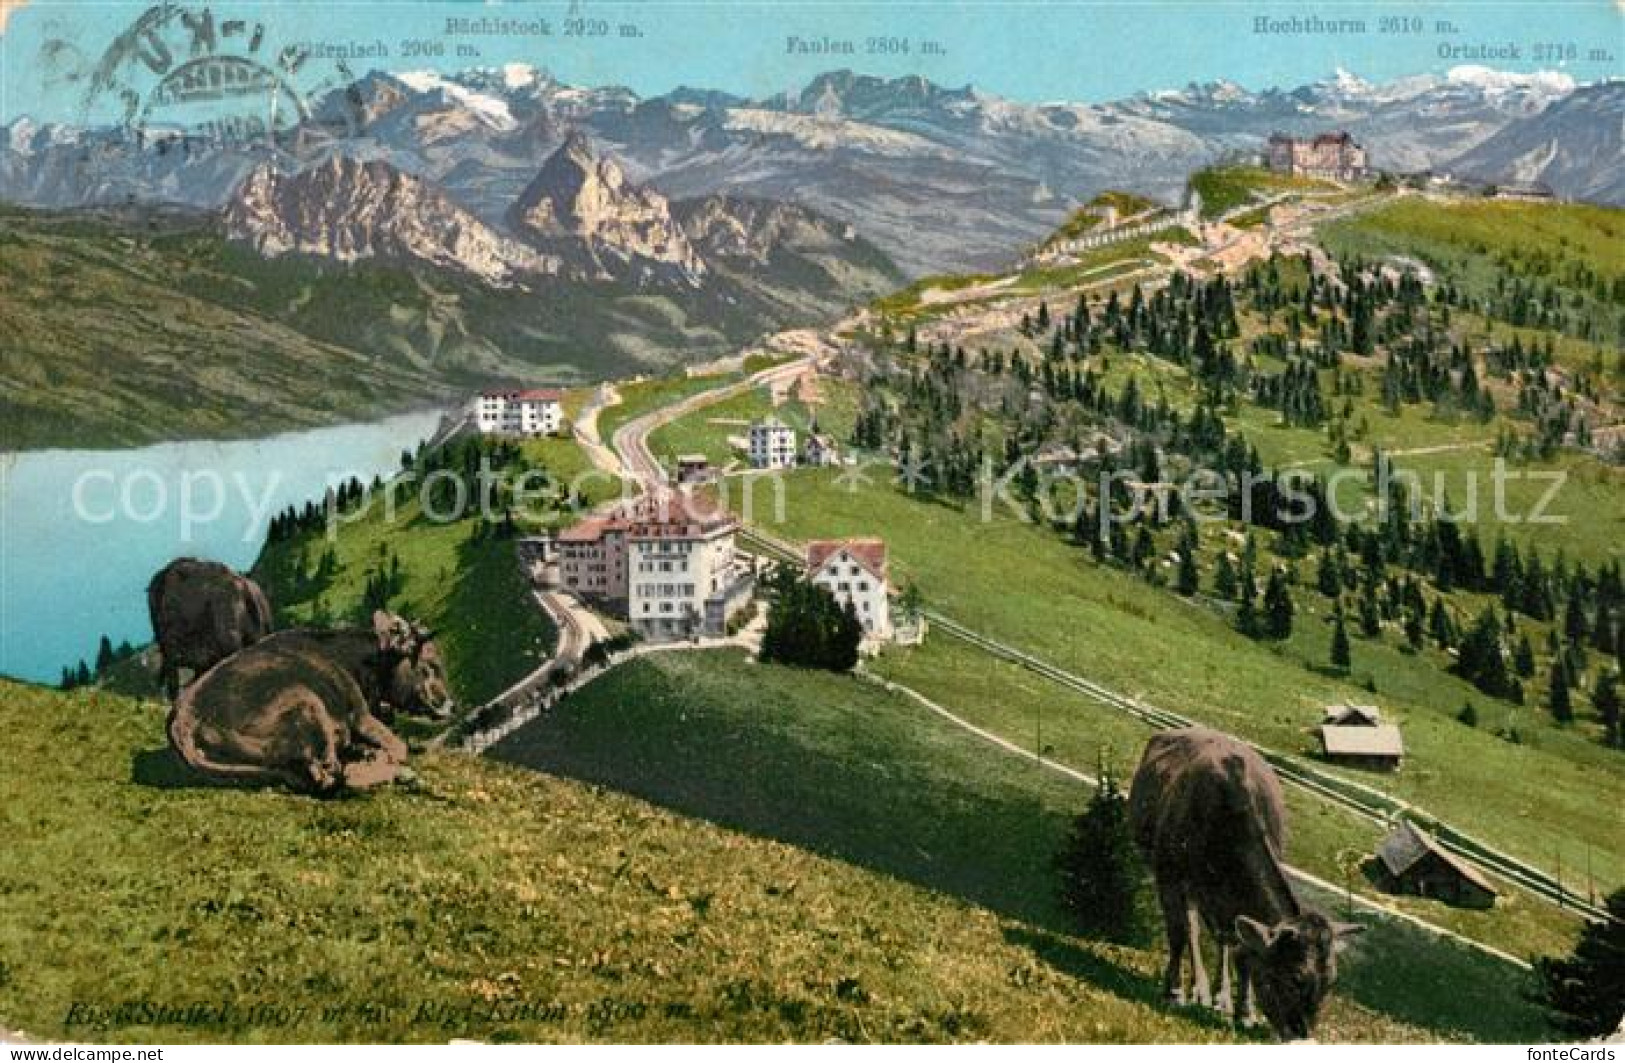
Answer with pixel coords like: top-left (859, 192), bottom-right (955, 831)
top-left (738, 525), bottom-right (1615, 925)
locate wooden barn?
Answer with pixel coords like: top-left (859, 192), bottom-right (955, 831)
top-left (1318, 702), bottom-right (1404, 769)
top-left (1375, 820), bottom-right (1498, 909)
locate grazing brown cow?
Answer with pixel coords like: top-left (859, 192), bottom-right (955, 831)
top-left (167, 611), bottom-right (452, 795)
top-left (1128, 727), bottom-right (1360, 1040)
top-left (148, 559), bottom-right (274, 698)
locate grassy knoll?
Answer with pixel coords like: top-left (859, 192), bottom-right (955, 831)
top-left (494, 650), bottom-right (1549, 1043)
top-left (735, 470), bottom-right (1625, 891)
top-left (870, 637), bottom-right (1583, 961)
top-left (519, 433), bottom-right (628, 509)
top-left (0, 679), bottom-right (1233, 1044)
top-left (596, 371), bottom-right (744, 442)
top-left (646, 379), bottom-right (859, 469)
top-left (1317, 199), bottom-right (1625, 350)
top-left (1044, 192), bottom-right (1165, 245)
top-left (873, 272), bottom-right (1002, 316)
top-left (1012, 233), bottom-right (1191, 294)
top-left (1191, 166), bottom-right (1342, 219)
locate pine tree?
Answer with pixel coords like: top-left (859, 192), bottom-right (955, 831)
top-left (1055, 769), bottom-right (1151, 943)
top-left (1514, 634), bottom-right (1537, 678)
top-left (1534, 888), bottom-right (1625, 1037)
top-left (1316, 549), bottom-right (1341, 598)
top-left (1456, 605), bottom-right (1510, 698)
top-left (1330, 609), bottom-right (1352, 673)
top-left (1263, 569), bottom-right (1294, 639)
top-left (1175, 530), bottom-right (1200, 597)
top-left (1549, 656), bottom-right (1574, 723)
top-left (760, 571), bottom-right (862, 674)
top-left (1237, 584), bottom-right (1260, 638)
top-left (95, 635), bottom-right (115, 675)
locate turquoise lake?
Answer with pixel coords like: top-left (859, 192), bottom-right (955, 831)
top-left (0, 410), bottom-right (443, 685)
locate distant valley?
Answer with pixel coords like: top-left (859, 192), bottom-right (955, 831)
top-left (2, 63), bottom-right (1620, 449)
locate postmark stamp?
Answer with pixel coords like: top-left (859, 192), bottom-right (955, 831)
top-left (78, 2), bottom-right (362, 148)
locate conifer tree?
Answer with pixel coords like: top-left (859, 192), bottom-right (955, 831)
top-left (1549, 656), bottom-right (1573, 723)
top-left (1330, 608), bottom-right (1352, 673)
top-left (1055, 769), bottom-right (1151, 943)
top-left (1263, 569), bottom-right (1294, 639)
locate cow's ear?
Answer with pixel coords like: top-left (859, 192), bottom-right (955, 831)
top-left (1235, 916), bottom-right (1275, 957)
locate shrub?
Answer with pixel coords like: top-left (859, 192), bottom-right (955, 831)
top-left (758, 565), bottom-right (862, 673)
top-left (1533, 887), bottom-right (1625, 1037)
top-left (1054, 770), bottom-right (1151, 944)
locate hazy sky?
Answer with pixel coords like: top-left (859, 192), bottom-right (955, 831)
top-left (1, 0), bottom-right (1620, 123)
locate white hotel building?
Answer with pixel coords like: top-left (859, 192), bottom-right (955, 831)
top-left (471, 388), bottom-right (564, 437)
top-left (748, 416), bottom-right (798, 470)
top-left (555, 495), bottom-right (754, 641)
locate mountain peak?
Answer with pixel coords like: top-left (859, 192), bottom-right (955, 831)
top-left (509, 134), bottom-right (705, 281)
top-left (223, 155), bottom-right (552, 285)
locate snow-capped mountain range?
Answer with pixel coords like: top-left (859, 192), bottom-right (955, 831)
top-left (3, 64), bottom-right (1619, 276)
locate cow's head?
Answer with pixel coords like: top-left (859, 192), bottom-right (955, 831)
top-left (1235, 911), bottom-right (1362, 1041)
top-left (373, 611), bottom-right (454, 718)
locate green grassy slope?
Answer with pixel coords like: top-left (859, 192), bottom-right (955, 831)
top-left (0, 679), bottom-right (1233, 1044)
top-left (646, 378), bottom-right (859, 469)
top-left (494, 650), bottom-right (1549, 1043)
top-left (726, 469), bottom-right (1625, 893)
top-left (0, 209), bottom-right (447, 450)
top-left (0, 203), bottom-right (900, 452)
top-left (1318, 199), bottom-right (1625, 353)
top-left (871, 637), bottom-right (1584, 961)
top-left (1192, 166), bottom-right (1343, 219)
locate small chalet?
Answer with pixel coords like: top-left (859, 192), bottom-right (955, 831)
top-left (1375, 820), bottom-right (1498, 909)
top-left (803, 433), bottom-right (840, 467)
top-left (676, 454), bottom-right (716, 484)
top-left (1318, 702), bottom-right (1404, 770)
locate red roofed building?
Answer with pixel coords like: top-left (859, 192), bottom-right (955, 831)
top-left (807, 538), bottom-right (891, 638)
top-left (557, 513), bottom-right (629, 609)
top-left (471, 387), bottom-right (564, 437)
top-left (554, 494), bottom-right (753, 640)
top-left (1267, 131), bottom-right (1367, 182)
top-left (627, 494), bottom-right (752, 639)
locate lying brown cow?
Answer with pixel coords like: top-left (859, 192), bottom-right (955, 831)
top-left (1129, 727), bottom-right (1360, 1040)
top-left (167, 611), bottom-right (452, 795)
top-left (148, 558), bottom-right (274, 698)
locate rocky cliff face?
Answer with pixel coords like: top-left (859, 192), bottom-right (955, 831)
top-left (1449, 82), bottom-right (1625, 203)
top-left (223, 155), bottom-right (553, 285)
top-left (508, 132), bottom-right (705, 282)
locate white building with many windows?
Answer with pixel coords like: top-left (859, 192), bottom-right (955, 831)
top-left (807, 538), bottom-right (891, 639)
top-left (748, 416), bottom-right (797, 470)
top-left (627, 496), bottom-right (754, 640)
top-left (471, 388), bottom-right (564, 437)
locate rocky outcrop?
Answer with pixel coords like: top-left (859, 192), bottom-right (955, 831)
top-left (224, 155), bottom-right (554, 285)
top-left (508, 132), bottom-right (705, 282)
